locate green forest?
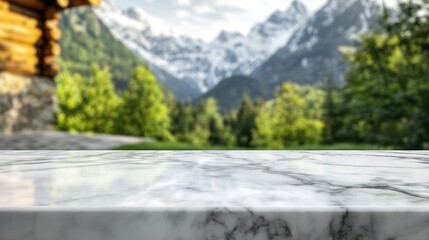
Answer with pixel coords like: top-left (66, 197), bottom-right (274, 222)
top-left (57, 1), bottom-right (429, 150)
top-left (58, 8), bottom-right (141, 90)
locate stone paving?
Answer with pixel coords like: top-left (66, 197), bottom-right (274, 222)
top-left (0, 131), bottom-right (153, 150)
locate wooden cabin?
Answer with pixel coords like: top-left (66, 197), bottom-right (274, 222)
top-left (0, 0), bottom-right (100, 78)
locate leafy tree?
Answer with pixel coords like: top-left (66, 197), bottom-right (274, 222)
top-left (56, 65), bottom-right (119, 133)
top-left (253, 83), bottom-right (324, 148)
top-left (80, 65), bottom-right (120, 133)
top-left (56, 71), bottom-right (84, 131)
top-left (252, 101), bottom-right (281, 148)
top-left (120, 66), bottom-right (171, 139)
top-left (299, 85), bottom-right (326, 120)
top-left (343, 0), bottom-right (429, 149)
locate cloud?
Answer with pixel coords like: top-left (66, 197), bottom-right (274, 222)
top-left (214, 0), bottom-right (246, 8)
top-left (171, 0), bottom-right (297, 40)
top-left (176, 0), bottom-right (191, 6)
top-left (114, 0), bottom-right (330, 41)
top-left (195, 4), bottom-right (215, 14)
top-left (177, 9), bottom-right (191, 18)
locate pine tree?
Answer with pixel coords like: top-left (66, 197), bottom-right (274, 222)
top-left (235, 94), bottom-right (259, 147)
top-left (170, 101), bottom-right (195, 143)
top-left (322, 74), bottom-right (338, 144)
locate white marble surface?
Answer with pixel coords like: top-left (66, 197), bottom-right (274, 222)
top-left (0, 151), bottom-right (429, 240)
top-left (0, 151), bottom-right (428, 208)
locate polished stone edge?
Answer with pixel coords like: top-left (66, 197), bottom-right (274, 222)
top-left (1, 206), bottom-right (429, 212)
top-left (1, 208), bottom-right (429, 240)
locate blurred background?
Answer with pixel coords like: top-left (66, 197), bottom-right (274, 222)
top-left (1, 0), bottom-right (428, 150)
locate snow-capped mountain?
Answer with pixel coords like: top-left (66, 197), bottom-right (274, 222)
top-left (93, 0), bottom-right (309, 95)
top-left (200, 0), bottom-right (309, 92)
top-left (252, 0), bottom-right (380, 87)
top-left (247, 0), bottom-right (309, 54)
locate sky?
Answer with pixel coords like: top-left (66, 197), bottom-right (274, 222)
top-left (109, 0), bottom-right (328, 41)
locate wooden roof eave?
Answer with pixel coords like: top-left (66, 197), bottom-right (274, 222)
top-left (68, 0), bottom-right (101, 8)
top-left (3, 0), bottom-right (100, 11)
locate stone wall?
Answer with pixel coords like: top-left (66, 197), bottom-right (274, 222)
top-left (0, 73), bottom-right (57, 134)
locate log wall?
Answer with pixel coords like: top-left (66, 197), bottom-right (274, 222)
top-left (0, 0), bottom-right (100, 78)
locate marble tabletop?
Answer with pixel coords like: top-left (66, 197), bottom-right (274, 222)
top-left (0, 151), bottom-right (428, 208)
top-left (0, 151), bottom-right (428, 240)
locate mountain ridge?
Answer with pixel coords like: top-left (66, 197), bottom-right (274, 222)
top-left (252, 0), bottom-right (380, 89)
top-left (93, 0), bottom-right (309, 94)
top-left (64, 0), bottom-right (383, 102)
top-left (197, 76), bottom-right (271, 112)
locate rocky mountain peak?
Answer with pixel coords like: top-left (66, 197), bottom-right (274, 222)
top-left (267, 0), bottom-right (307, 24)
top-left (215, 31), bottom-right (244, 43)
top-left (252, 0), bottom-right (381, 88)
